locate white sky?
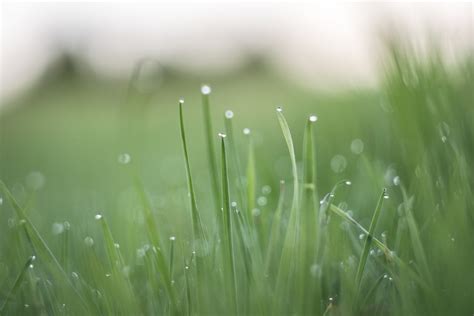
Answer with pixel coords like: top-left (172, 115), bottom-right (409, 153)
top-left (0, 1), bottom-right (472, 102)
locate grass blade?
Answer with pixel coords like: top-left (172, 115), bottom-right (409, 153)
top-left (134, 178), bottom-right (179, 313)
top-left (355, 188), bottom-right (387, 291)
top-left (0, 256), bottom-right (35, 313)
top-left (201, 85), bottom-right (221, 212)
top-left (219, 132), bottom-right (238, 314)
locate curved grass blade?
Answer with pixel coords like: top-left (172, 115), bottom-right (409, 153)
top-left (355, 188), bottom-right (387, 291)
top-left (219, 133), bottom-right (238, 314)
top-left (274, 107), bottom-right (300, 313)
top-left (0, 256), bottom-right (35, 313)
top-left (245, 129), bottom-right (256, 224)
top-left (264, 180), bottom-right (285, 276)
top-left (178, 99), bottom-right (208, 243)
top-left (0, 180), bottom-right (89, 312)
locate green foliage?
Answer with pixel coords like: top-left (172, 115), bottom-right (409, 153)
top-left (0, 42), bottom-right (473, 315)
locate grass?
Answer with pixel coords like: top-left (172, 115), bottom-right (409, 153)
top-left (0, 41), bottom-right (473, 315)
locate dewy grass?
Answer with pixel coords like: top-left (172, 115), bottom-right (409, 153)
top-left (1, 45), bottom-right (472, 315)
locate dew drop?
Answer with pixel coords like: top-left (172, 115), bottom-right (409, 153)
top-left (345, 180), bottom-right (352, 186)
top-left (117, 153), bottom-right (131, 165)
top-left (169, 236), bottom-right (176, 241)
top-left (225, 110), bottom-right (234, 119)
top-left (84, 236), bottom-right (94, 247)
top-left (350, 139), bottom-right (364, 155)
top-left (257, 196), bottom-right (267, 206)
top-left (309, 115), bottom-right (318, 122)
top-left (261, 185), bottom-right (272, 195)
top-left (393, 176), bottom-right (400, 186)
top-left (359, 233), bottom-right (365, 240)
top-left (0, 197), bottom-right (3, 205)
top-left (231, 201), bottom-right (237, 208)
top-left (105, 273), bottom-right (111, 278)
top-left (218, 132), bottom-right (226, 138)
top-left (52, 222), bottom-right (65, 235)
top-left (72, 272), bottom-right (79, 280)
top-left (369, 249), bottom-right (376, 256)
top-left (179, 98), bottom-right (184, 104)
top-left (251, 208), bottom-right (261, 217)
top-left (95, 214), bottom-right (102, 220)
top-left (276, 106), bottom-right (283, 112)
top-left (26, 171), bottom-right (46, 191)
top-left (63, 221), bottom-right (71, 230)
top-left (243, 128), bottom-right (251, 135)
top-left (330, 155), bottom-right (347, 173)
top-left (201, 85), bottom-right (211, 95)
top-left (114, 243), bottom-right (120, 249)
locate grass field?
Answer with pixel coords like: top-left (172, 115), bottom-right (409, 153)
top-left (0, 43), bottom-right (473, 315)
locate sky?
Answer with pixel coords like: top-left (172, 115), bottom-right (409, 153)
top-left (0, 1), bottom-right (472, 102)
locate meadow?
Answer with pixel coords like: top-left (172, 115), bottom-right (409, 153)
top-left (0, 43), bottom-right (473, 315)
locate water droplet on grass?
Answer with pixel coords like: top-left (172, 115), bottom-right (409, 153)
top-left (114, 243), bottom-right (120, 249)
top-left (276, 106), bottom-right (283, 112)
top-left (359, 234), bottom-right (365, 240)
top-left (251, 208), bottom-right (261, 217)
top-left (63, 221), bottom-right (70, 230)
top-left (330, 155), bottom-right (347, 173)
top-left (84, 236), bottom-right (94, 247)
top-left (231, 201), bottom-right (237, 208)
top-left (218, 132), bottom-right (226, 138)
top-left (243, 128), bottom-right (251, 135)
top-left (345, 180), bottom-right (352, 185)
top-left (52, 222), bottom-right (65, 235)
top-left (225, 110), bottom-right (234, 119)
top-left (257, 196), bottom-right (267, 206)
top-left (0, 197), bottom-right (3, 205)
top-left (309, 115), bottom-right (318, 122)
top-left (201, 85), bottom-right (211, 95)
top-left (95, 214), bottom-right (102, 220)
top-left (118, 153), bottom-right (131, 165)
top-left (72, 272), bottom-right (79, 280)
top-left (350, 139), bottom-right (364, 154)
top-left (26, 171), bottom-right (45, 191)
top-left (393, 176), bottom-right (400, 186)
top-left (169, 236), bottom-right (176, 241)
top-left (179, 98), bottom-right (184, 104)
top-left (262, 185), bottom-right (272, 194)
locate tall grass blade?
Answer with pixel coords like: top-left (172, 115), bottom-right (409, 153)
top-left (0, 180), bottom-right (88, 312)
top-left (219, 133), bottom-right (238, 315)
top-left (201, 85), bottom-right (221, 212)
top-left (355, 188), bottom-right (387, 291)
top-left (133, 178), bottom-right (179, 313)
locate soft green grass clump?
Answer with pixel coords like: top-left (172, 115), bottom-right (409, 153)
top-left (0, 44), bottom-right (473, 315)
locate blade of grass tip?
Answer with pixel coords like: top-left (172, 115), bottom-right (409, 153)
top-left (315, 180), bottom-right (352, 263)
top-left (95, 214), bottom-right (124, 271)
top-left (178, 98), bottom-right (208, 243)
top-left (0, 180), bottom-right (89, 312)
top-left (179, 98), bottom-right (210, 314)
top-left (243, 127), bottom-right (256, 225)
top-left (201, 85), bottom-right (221, 213)
top-left (133, 177), bottom-right (179, 313)
top-left (298, 115), bottom-right (319, 313)
top-left (354, 188), bottom-right (388, 293)
top-left (274, 107), bottom-right (300, 314)
top-left (219, 132), bottom-right (238, 315)
top-left (224, 110), bottom-right (246, 211)
top-left (0, 256), bottom-right (35, 313)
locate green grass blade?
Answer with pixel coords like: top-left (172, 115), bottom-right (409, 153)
top-left (133, 178), bottom-right (179, 313)
top-left (219, 133), bottom-right (238, 314)
top-left (274, 107), bottom-right (300, 314)
top-left (355, 188), bottom-right (387, 291)
top-left (224, 110), bottom-right (246, 211)
top-left (179, 98), bottom-right (208, 243)
top-left (0, 256), bottom-right (35, 313)
top-left (201, 85), bottom-right (221, 212)
top-left (0, 180), bottom-right (89, 312)
top-left (244, 128), bottom-right (256, 224)
top-left (264, 180), bottom-right (285, 276)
